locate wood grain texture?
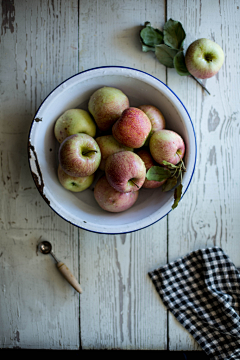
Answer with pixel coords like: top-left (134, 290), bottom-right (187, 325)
top-left (166, 0), bottom-right (240, 350)
top-left (78, 0), bottom-right (168, 349)
top-left (0, 0), bottom-right (239, 351)
top-left (80, 226), bottom-right (168, 349)
top-left (0, 0), bottom-right (80, 349)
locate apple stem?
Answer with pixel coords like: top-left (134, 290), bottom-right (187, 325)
top-left (130, 180), bottom-right (139, 189)
top-left (82, 150), bottom-right (98, 156)
top-left (189, 75), bottom-right (211, 95)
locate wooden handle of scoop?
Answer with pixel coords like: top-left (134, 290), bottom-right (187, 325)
top-left (56, 261), bottom-right (83, 294)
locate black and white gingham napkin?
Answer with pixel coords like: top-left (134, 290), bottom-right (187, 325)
top-left (148, 247), bottom-right (240, 359)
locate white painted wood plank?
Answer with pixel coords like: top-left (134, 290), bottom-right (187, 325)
top-left (80, 225), bottom-right (168, 349)
top-left (78, 0), bottom-right (168, 349)
top-left (0, 0), bottom-right (80, 349)
top-left (79, 0), bottom-right (167, 78)
top-left (1, 0), bottom-right (238, 351)
top-left (166, 0), bottom-right (240, 350)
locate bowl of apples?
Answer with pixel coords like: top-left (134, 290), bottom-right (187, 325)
top-left (28, 66), bottom-right (196, 234)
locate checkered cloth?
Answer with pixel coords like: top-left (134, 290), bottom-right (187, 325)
top-left (148, 247), bottom-right (240, 359)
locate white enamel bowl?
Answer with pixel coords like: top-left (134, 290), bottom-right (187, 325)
top-left (28, 66), bottom-right (196, 234)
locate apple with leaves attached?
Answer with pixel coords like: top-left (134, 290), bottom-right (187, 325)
top-left (185, 38), bottom-right (224, 79)
top-left (58, 133), bottom-right (101, 177)
top-left (149, 129), bottom-right (185, 165)
top-left (112, 107), bottom-right (152, 148)
top-left (105, 151), bottom-right (146, 193)
top-left (57, 164), bottom-right (94, 192)
top-left (94, 175), bottom-right (139, 212)
top-left (54, 109), bottom-right (96, 143)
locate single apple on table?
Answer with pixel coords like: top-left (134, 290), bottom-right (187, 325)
top-left (88, 86), bottom-right (129, 132)
top-left (112, 107), bottom-right (152, 148)
top-left (58, 133), bottom-right (101, 177)
top-left (136, 149), bottom-right (166, 188)
top-left (96, 134), bottom-right (133, 171)
top-left (105, 150), bottom-right (146, 193)
top-left (185, 38), bottom-right (224, 79)
top-left (149, 129), bottom-right (185, 165)
top-left (54, 108), bottom-right (97, 143)
top-left (94, 175), bottom-right (139, 213)
top-left (138, 104), bottom-right (166, 139)
top-left (57, 164), bottom-right (94, 192)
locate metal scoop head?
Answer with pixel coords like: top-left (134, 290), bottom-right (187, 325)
top-left (39, 240), bottom-right (52, 254)
top-left (37, 240), bottom-right (82, 294)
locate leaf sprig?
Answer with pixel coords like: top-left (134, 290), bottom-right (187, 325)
top-left (146, 159), bottom-right (186, 209)
top-left (140, 19), bottom-right (210, 95)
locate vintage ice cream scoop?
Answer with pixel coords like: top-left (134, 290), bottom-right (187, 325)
top-left (38, 240), bottom-right (82, 294)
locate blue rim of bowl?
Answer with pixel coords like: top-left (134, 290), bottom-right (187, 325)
top-left (27, 65), bottom-right (197, 235)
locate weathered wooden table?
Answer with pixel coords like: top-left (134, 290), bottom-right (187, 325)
top-left (1, 0), bottom-right (239, 351)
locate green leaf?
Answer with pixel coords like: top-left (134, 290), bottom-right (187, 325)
top-left (146, 166), bottom-right (171, 182)
top-left (163, 18), bottom-right (186, 50)
top-left (155, 44), bottom-right (178, 68)
top-left (141, 44), bottom-right (155, 52)
top-left (174, 51), bottom-right (190, 76)
top-left (140, 23), bottom-right (163, 47)
top-left (162, 176), bottom-right (178, 192)
top-left (162, 160), bottom-right (178, 169)
top-left (172, 183), bottom-right (183, 209)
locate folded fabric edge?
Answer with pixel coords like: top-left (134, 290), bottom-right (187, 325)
top-left (148, 246), bottom-right (224, 275)
top-left (147, 246), bottom-right (240, 360)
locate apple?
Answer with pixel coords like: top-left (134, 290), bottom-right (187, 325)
top-left (138, 104), bottom-right (166, 137)
top-left (105, 150), bottom-right (146, 193)
top-left (88, 86), bottom-right (129, 132)
top-left (58, 133), bottom-right (101, 177)
top-left (136, 149), bottom-right (166, 189)
top-left (54, 108), bottom-right (96, 143)
top-left (112, 107), bottom-right (152, 148)
top-left (94, 175), bottom-right (139, 213)
top-left (149, 129), bottom-right (185, 165)
top-left (185, 38), bottom-right (224, 79)
top-left (96, 134), bottom-right (133, 171)
top-left (57, 164), bottom-right (94, 192)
